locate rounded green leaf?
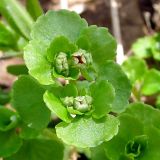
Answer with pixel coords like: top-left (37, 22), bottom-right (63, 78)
top-left (141, 69), bottom-right (160, 95)
top-left (6, 138), bottom-right (64, 160)
top-left (124, 103), bottom-right (160, 130)
top-left (56, 115), bottom-right (119, 148)
top-left (0, 130), bottom-right (22, 158)
top-left (43, 91), bottom-right (72, 123)
top-left (122, 57), bottom-right (147, 84)
top-left (90, 80), bottom-right (115, 118)
top-left (77, 25), bottom-right (117, 66)
top-left (24, 41), bottom-right (54, 85)
top-left (0, 108), bottom-right (19, 131)
top-left (12, 75), bottom-right (51, 130)
top-left (31, 10), bottom-right (88, 43)
top-left (24, 10), bottom-right (87, 85)
top-left (98, 61), bottom-right (131, 113)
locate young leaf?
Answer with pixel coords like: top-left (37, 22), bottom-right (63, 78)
top-left (7, 64), bottom-right (28, 76)
top-left (47, 36), bottom-right (77, 62)
top-left (90, 80), bottom-right (115, 118)
top-left (26, 0), bottom-right (43, 20)
top-left (5, 138), bottom-right (64, 160)
top-left (0, 130), bottom-right (22, 158)
top-left (98, 61), bottom-right (131, 113)
top-left (122, 57), bottom-right (147, 84)
top-left (56, 115), bottom-right (119, 148)
top-left (0, 108), bottom-right (19, 131)
top-left (0, 0), bottom-right (34, 39)
top-left (125, 135), bottom-right (148, 159)
top-left (75, 80), bottom-right (90, 96)
top-left (43, 91), bottom-right (72, 123)
top-left (24, 10), bottom-right (87, 85)
top-left (77, 25), bottom-right (117, 66)
top-left (104, 115), bottom-right (145, 160)
top-left (46, 36), bottom-right (79, 79)
top-left (12, 75), bottom-right (51, 130)
top-left (141, 69), bottom-right (160, 95)
top-left (61, 83), bottom-right (78, 98)
top-left (0, 22), bottom-right (18, 50)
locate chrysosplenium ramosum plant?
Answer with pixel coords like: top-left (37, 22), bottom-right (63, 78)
top-left (23, 10), bottom-right (132, 148)
top-left (1, 4), bottom-right (160, 159)
top-left (0, 3), bottom-right (131, 157)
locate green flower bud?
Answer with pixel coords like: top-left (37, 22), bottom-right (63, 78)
top-left (55, 52), bottom-right (69, 76)
top-left (72, 49), bottom-right (92, 66)
top-left (73, 95), bottom-right (92, 112)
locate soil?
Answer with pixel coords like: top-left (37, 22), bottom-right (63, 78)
top-left (118, 0), bottom-right (145, 51)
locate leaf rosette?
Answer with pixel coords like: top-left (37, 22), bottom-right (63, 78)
top-left (43, 81), bottom-right (119, 148)
top-left (103, 103), bottom-right (160, 160)
top-left (24, 10), bottom-right (117, 85)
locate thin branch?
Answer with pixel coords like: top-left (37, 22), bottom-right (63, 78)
top-left (107, 0), bottom-right (125, 64)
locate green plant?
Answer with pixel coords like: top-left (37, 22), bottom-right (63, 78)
top-left (122, 33), bottom-right (160, 108)
top-left (91, 103), bottom-right (160, 160)
top-left (0, 0), bottom-right (160, 160)
top-left (132, 33), bottom-right (160, 61)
